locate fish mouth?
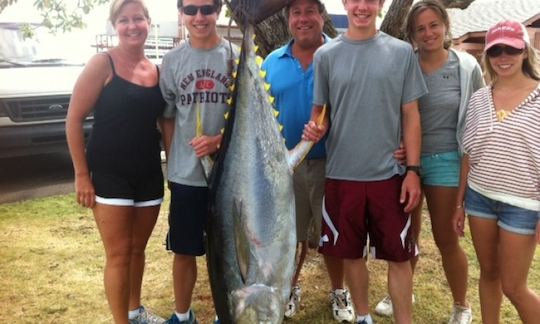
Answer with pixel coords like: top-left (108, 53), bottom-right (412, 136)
top-left (233, 284), bottom-right (283, 323)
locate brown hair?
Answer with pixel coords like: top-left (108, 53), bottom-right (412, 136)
top-left (109, 0), bottom-right (150, 26)
top-left (404, 0), bottom-right (452, 49)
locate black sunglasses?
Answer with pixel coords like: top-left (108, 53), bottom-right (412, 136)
top-left (486, 45), bottom-right (524, 58)
top-left (182, 5), bottom-right (217, 16)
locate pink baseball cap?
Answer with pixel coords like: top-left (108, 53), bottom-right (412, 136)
top-left (485, 20), bottom-right (529, 51)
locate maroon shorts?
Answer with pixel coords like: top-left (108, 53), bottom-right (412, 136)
top-left (318, 176), bottom-right (417, 262)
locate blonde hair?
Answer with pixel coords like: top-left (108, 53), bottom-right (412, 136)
top-left (404, 0), bottom-right (452, 49)
top-left (109, 0), bottom-right (150, 26)
top-left (483, 45), bottom-right (540, 83)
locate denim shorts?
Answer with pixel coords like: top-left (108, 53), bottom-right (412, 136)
top-left (420, 151), bottom-right (460, 187)
top-left (464, 186), bottom-right (539, 235)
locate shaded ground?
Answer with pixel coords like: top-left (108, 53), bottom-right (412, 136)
top-left (0, 151), bottom-right (74, 204)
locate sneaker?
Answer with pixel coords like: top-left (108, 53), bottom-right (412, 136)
top-left (284, 286), bottom-right (301, 318)
top-left (163, 310), bottom-right (198, 324)
top-left (448, 305), bottom-right (472, 324)
top-left (330, 289), bottom-right (355, 322)
top-left (355, 314), bottom-right (374, 324)
top-left (128, 306), bottom-right (165, 324)
top-left (374, 294), bottom-right (415, 317)
top-left (374, 295), bottom-right (393, 317)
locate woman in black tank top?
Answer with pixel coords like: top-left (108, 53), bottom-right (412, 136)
top-left (65, 1), bottom-right (165, 323)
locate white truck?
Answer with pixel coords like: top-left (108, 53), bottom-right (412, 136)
top-left (0, 22), bottom-right (92, 158)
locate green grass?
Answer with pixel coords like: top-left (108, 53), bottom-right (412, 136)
top-left (1, 194), bottom-right (539, 323)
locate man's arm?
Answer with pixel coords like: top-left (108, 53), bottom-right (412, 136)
top-left (400, 100), bottom-right (422, 213)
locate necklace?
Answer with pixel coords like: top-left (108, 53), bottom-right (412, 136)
top-left (496, 109), bottom-right (510, 122)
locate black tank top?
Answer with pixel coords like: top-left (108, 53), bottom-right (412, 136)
top-left (86, 53), bottom-right (165, 175)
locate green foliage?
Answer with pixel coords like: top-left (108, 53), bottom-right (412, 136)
top-left (33, 0), bottom-right (109, 33)
top-left (0, 0), bottom-right (17, 13)
top-left (0, 0), bottom-right (108, 33)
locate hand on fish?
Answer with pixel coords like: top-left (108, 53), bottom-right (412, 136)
top-left (302, 120), bottom-right (327, 143)
top-left (190, 134), bottom-right (222, 158)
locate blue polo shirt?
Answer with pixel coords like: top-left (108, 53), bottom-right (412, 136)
top-left (262, 35), bottom-right (330, 160)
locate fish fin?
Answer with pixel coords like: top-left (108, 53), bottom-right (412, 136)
top-left (224, 111), bottom-right (229, 120)
top-left (259, 70), bottom-right (266, 78)
top-left (195, 103), bottom-right (202, 137)
top-left (255, 55), bottom-right (263, 67)
top-left (200, 156), bottom-right (214, 184)
top-left (233, 199), bottom-right (249, 284)
top-left (196, 103), bottom-right (213, 183)
top-left (264, 82), bottom-right (271, 92)
top-left (287, 105), bottom-right (327, 171)
top-left (269, 96), bottom-right (275, 104)
top-left (273, 109), bottom-right (279, 118)
top-left (286, 140), bottom-right (313, 171)
top-left (232, 71), bottom-right (238, 79)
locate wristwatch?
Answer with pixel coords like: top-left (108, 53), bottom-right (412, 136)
top-left (405, 165), bottom-right (421, 176)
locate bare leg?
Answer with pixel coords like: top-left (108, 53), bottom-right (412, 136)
top-left (291, 241), bottom-right (308, 287)
top-left (324, 254), bottom-right (345, 290)
top-left (94, 204), bottom-right (134, 324)
top-left (499, 229), bottom-right (540, 323)
top-left (388, 261), bottom-right (413, 324)
top-left (128, 205), bottom-right (160, 310)
top-left (469, 216), bottom-right (502, 324)
top-left (344, 258), bottom-right (369, 315)
top-left (173, 254), bottom-right (197, 313)
top-left (424, 186), bottom-right (469, 306)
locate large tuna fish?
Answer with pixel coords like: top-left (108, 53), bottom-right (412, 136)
top-left (205, 2), bottom-right (319, 322)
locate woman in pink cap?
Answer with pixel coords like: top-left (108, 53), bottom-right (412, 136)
top-left (453, 20), bottom-right (540, 323)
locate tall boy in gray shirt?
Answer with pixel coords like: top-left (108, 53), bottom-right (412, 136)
top-left (303, 0), bottom-right (427, 323)
top-left (159, 0), bottom-right (238, 323)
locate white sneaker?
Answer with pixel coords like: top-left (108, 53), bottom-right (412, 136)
top-left (284, 286), bottom-right (301, 318)
top-left (374, 295), bottom-right (393, 317)
top-left (448, 305), bottom-right (472, 324)
top-left (330, 289), bottom-right (355, 322)
top-left (374, 294), bottom-right (416, 317)
top-left (129, 306), bottom-right (165, 324)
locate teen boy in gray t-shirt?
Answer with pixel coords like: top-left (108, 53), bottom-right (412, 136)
top-left (303, 1), bottom-right (427, 322)
top-left (313, 32), bottom-right (426, 181)
top-left (159, 0), bottom-right (239, 323)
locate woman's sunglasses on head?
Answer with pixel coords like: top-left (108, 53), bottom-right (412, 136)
top-left (486, 45), bottom-right (524, 58)
top-left (182, 5), bottom-right (217, 16)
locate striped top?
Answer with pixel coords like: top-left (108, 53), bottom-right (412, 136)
top-left (463, 83), bottom-right (540, 211)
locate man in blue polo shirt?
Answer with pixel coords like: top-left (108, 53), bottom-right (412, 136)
top-left (262, 0), bottom-right (354, 321)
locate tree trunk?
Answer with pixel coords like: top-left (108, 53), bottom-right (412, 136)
top-left (232, 7), bottom-right (337, 58)
top-left (441, 0), bottom-right (475, 9)
top-left (248, 0), bottom-right (474, 56)
top-left (379, 0), bottom-right (414, 39)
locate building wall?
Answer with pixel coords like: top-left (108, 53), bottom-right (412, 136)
top-left (453, 26), bottom-right (540, 62)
